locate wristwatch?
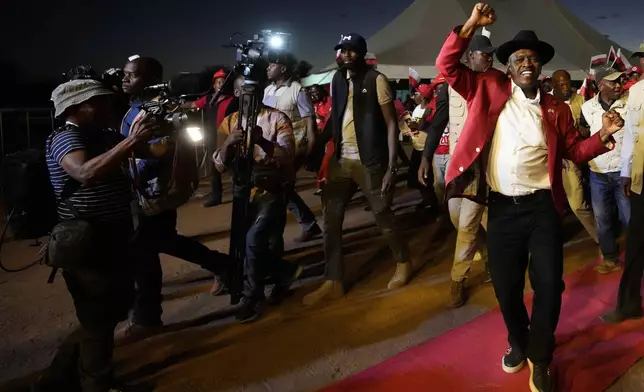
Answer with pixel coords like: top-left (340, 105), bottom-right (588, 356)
top-left (388, 165), bottom-right (399, 175)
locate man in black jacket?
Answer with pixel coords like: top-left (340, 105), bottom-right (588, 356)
top-left (303, 33), bottom-right (412, 305)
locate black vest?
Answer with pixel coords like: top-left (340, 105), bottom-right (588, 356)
top-left (331, 68), bottom-right (389, 168)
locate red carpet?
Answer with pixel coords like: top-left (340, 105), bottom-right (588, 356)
top-left (323, 265), bottom-right (644, 392)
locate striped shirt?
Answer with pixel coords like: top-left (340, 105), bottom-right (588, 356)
top-left (45, 124), bottom-right (134, 224)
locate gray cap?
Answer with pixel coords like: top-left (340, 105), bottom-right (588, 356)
top-left (51, 79), bottom-right (114, 118)
top-left (594, 67), bottom-right (623, 83)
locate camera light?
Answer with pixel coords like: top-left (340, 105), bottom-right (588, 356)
top-left (269, 36), bottom-right (284, 49)
top-left (186, 126), bottom-right (203, 142)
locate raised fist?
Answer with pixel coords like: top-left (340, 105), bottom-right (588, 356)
top-left (469, 3), bottom-right (497, 27)
top-left (601, 109), bottom-right (625, 135)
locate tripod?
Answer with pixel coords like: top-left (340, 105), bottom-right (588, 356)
top-left (227, 81), bottom-right (261, 305)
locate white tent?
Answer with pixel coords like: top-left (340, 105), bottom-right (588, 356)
top-left (303, 0), bottom-right (630, 85)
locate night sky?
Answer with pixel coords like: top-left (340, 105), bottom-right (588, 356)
top-left (2, 0), bottom-right (642, 82)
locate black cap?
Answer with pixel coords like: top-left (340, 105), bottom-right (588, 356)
top-left (468, 35), bottom-right (496, 54)
top-left (334, 33), bottom-right (368, 54)
top-left (594, 66), bottom-right (624, 83)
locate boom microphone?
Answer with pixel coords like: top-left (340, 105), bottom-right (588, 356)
top-left (145, 71), bottom-right (214, 96)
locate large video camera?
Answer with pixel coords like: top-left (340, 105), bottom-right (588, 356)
top-left (228, 30), bottom-right (291, 82)
top-left (140, 74), bottom-right (210, 142)
top-left (62, 65), bottom-right (124, 93)
top-left (140, 87), bottom-right (190, 128)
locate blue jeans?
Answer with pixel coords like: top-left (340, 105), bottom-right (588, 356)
top-left (589, 171), bottom-right (630, 260)
top-left (244, 189), bottom-right (295, 299)
top-left (286, 183), bottom-right (318, 232)
top-left (433, 154), bottom-right (450, 204)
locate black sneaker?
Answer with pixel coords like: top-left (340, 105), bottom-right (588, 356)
top-left (235, 297), bottom-right (266, 323)
top-left (293, 224), bottom-right (322, 243)
top-left (267, 265), bottom-right (303, 305)
top-left (502, 346), bottom-right (526, 374)
top-left (528, 360), bottom-right (554, 392)
top-left (203, 198), bottom-right (222, 208)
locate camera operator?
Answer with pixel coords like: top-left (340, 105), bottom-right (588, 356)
top-left (214, 74), bottom-right (300, 323)
top-left (120, 57), bottom-right (231, 337)
top-left (182, 68), bottom-right (239, 207)
top-left (34, 79), bottom-right (155, 392)
top-left (264, 52), bottom-right (323, 242)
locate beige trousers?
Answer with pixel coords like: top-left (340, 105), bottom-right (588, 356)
top-left (448, 197), bottom-right (488, 281)
top-left (561, 160), bottom-right (599, 243)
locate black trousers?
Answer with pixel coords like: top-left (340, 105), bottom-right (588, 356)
top-left (39, 228), bottom-right (135, 392)
top-left (210, 170), bottom-right (223, 202)
top-left (617, 191), bottom-right (644, 315)
top-left (132, 209), bottom-right (229, 326)
top-left (407, 149), bottom-right (438, 204)
top-left (487, 190), bottom-right (564, 364)
top-left (238, 188), bottom-right (294, 299)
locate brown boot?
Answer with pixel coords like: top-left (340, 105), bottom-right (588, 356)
top-left (447, 279), bottom-right (467, 308)
top-left (595, 259), bottom-right (621, 274)
top-left (302, 280), bottom-right (344, 306)
top-left (387, 262), bottom-right (413, 289)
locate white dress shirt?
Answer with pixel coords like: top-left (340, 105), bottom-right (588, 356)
top-left (487, 81), bottom-right (550, 196)
top-left (621, 79), bottom-right (644, 178)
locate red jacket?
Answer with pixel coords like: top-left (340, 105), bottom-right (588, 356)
top-left (437, 27), bottom-right (612, 215)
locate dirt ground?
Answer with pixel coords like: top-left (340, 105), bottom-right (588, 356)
top-left (1, 170), bottom-right (643, 392)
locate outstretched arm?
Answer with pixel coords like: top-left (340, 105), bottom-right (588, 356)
top-left (437, 3), bottom-right (496, 100)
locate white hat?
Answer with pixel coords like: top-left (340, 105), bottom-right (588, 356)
top-left (51, 79), bottom-right (114, 118)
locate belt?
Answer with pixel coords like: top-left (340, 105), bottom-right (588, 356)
top-left (489, 190), bottom-right (549, 205)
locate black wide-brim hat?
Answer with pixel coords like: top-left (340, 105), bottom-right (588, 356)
top-left (496, 30), bottom-right (555, 66)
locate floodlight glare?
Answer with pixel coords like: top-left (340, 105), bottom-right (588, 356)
top-left (186, 126), bottom-right (203, 142)
top-left (269, 36), bottom-right (284, 49)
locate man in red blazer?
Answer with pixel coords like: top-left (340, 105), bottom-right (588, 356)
top-left (438, 4), bottom-right (625, 392)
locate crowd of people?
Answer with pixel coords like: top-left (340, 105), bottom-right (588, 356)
top-left (32, 2), bottom-right (644, 392)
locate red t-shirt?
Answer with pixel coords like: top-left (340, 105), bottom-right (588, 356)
top-left (422, 95), bottom-right (449, 155)
top-left (435, 128), bottom-right (450, 155)
top-left (194, 95), bottom-right (208, 110)
top-left (314, 97), bottom-right (332, 131)
top-left (196, 95), bottom-right (236, 128)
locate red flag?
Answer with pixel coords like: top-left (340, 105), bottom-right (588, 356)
top-left (589, 54), bottom-right (608, 73)
top-left (607, 46), bottom-right (617, 67)
top-left (612, 48), bottom-right (632, 72)
top-left (409, 67), bottom-right (420, 89)
top-left (577, 77), bottom-right (595, 100)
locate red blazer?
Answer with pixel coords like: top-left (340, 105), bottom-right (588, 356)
top-left (437, 27), bottom-right (613, 215)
